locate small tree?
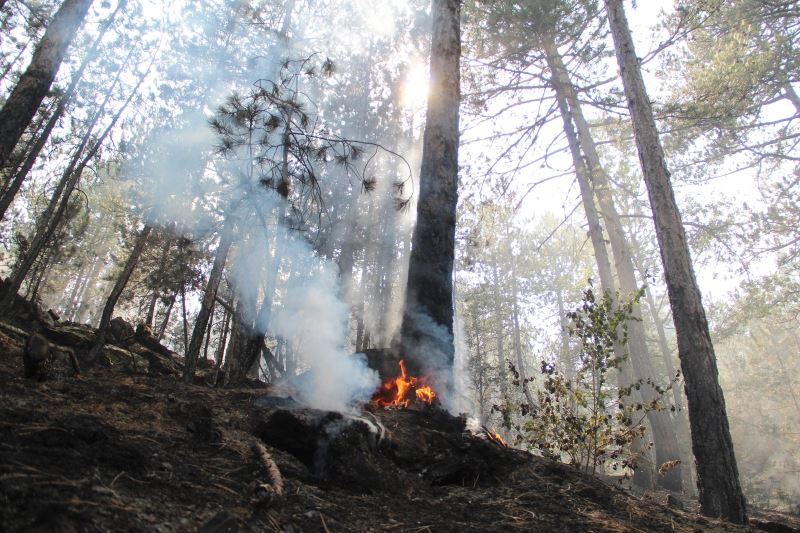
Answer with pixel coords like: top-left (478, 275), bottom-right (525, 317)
top-left (503, 287), bottom-right (676, 479)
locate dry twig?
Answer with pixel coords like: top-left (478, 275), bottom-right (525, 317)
top-left (251, 440), bottom-right (284, 506)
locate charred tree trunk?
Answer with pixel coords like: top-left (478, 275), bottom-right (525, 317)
top-left (0, 0), bottom-right (94, 169)
top-left (86, 225), bottom-right (153, 365)
top-left (400, 0), bottom-right (461, 392)
top-left (604, 0), bottom-right (746, 522)
top-left (185, 218), bottom-right (235, 381)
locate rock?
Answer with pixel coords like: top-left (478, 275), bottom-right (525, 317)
top-left (109, 317), bottom-right (135, 344)
top-left (126, 342), bottom-right (180, 376)
top-left (45, 324), bottom-right (96, 349)
top-left (103, 345), bottom-right (149, 374)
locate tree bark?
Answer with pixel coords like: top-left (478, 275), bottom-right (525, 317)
top-left (604, 0), bottom-right (747, 522)
top-left (0, 0), bottom-right (94, 169)
top-left (86, 225), bottom-right (153, 365)
top-left (400, 0), bottom-right (461, 392)
top-left (185, 217), bottom-right (235, 380)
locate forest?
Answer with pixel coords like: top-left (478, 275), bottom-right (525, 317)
top-left (0, 0), bottom-right (798, 530)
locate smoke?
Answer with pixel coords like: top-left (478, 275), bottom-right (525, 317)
top-left (265, 218), bottom-right (379, 412)
top-left (121, 0), bottom-right (431, 414)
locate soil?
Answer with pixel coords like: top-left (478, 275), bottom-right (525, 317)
top-left (1, 309), bottom-right (798, 532)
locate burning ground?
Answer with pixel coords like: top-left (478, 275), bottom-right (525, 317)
top-left (0, 309), bottom-right (798, 532)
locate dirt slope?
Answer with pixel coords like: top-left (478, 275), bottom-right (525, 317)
top-left (0, 319), bottom-right (794, 532)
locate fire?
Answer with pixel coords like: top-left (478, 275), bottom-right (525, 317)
top-left (371, 360), bottom-right (437, 407)
top-left (486, 428), bottom-right (508, 448)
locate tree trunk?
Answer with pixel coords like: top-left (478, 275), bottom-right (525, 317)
top-left (0, 49), bottom-right (141, 312)
top-left (547, 45), bottom-right (655, 490)
top-left (400, 0), bottom-right (461, 392)
top-left (491, 256), bottom-right (508, 399)
top-left (86, 225), bottom-right (153, 365)
top-left (510, 253), bottom-right (535, 407)
top-left (180, 283), bottom-right (189, 356)
top-left (0, 0), bottom-right (94, 168)
top-left (604, 0), bottom-right (747, 522)
top-left (0, 1), bottom-right (122, 222)
top-left (157, 292), bottom-right (176, 341)
top-left (185, 217), bottom-right (235, 380)
top-left (545, 37), bottom-right (683, 492)
top-left (215, 304), bottom-right (231, 367)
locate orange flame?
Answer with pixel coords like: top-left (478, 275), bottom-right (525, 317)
top-left (486, 428), bottom-right (508, 448)
top-left (371, 360), bottom-right (437, 407)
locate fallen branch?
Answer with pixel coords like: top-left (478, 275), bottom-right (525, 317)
top-left (251, 440), bottom-right (283, 506)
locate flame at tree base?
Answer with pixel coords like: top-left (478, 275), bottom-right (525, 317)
top-left (486, 428), bottom-right (508, 448)
top-left (370, 360), bottom-right (437, 408)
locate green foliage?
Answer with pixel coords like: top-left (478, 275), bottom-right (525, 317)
top-left (498, 286), bottom-right (666, 477)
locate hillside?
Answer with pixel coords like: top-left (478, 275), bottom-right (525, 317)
top-left (0, 303), bottom-right (796, 532)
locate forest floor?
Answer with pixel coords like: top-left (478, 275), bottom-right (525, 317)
top-left (0, 307), bottom-right (798, 532)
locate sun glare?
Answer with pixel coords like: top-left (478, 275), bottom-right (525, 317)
top-left (402, 60), bottom-right (430, 110)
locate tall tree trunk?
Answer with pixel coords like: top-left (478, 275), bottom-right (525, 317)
top-left (548, 48), bottom-right (655, 490)
top-left (157, 292), bottom-right (176, 341)
top-left (180, 283), bottom-right (189, 356)
top-left (185, 217), bottom-right (235, 381)
top-left (509, 253), bottom-right (535, 407)
top-left (0, 0), bottom-right (123, 222)
top-left (491, 256), bottom-right (508, 400)
top-left (555, 289), bottom-right (574, 381)
top-left (203, 303), bottom-right (215, 363)
top-left (544, 37), bottom-right (683, 492)
top-left (216, 304), bottom-right (231, 368)
top-left (604, 0), bottom-right (746, 522)
top-left (86, 225), bottom-right (153, 365)
top-left (0, 0), bottom-right (94, 168)
top-left (400, 0), bottom-right (461, 393)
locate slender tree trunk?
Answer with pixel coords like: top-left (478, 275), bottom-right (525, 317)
top-left (216, 305), bottom-right (231, 368)
top-left (185, 218), bottom-right (235, 380)
top-left (0, 41), bottom-right (29, 85)
top-left (545, 37), bottom-right (683, 492)
top-left (510, 253), bottom-right (535, 407)
top-left (555, 289), bottom-right (574, 380)
top-left (203, 303), bottom-right (215, 363)
top-left (86, 225), bottom-right (153, 365)
top-left (491, 256), bottom-right (508, 399)
top-left (400, 0), bottom-right (461, 392)
top-left (180, 283), bottom-right (189, 356)
top-left (1, 49), bottom-right (149, 313)
top-left (157, 292), bottom-right (176, 341)
top-left (0, 1), bottom-right (122, 222)
top-left (548, 48), bottom-right (655, 490)
top-left (0, 0), bottom-right (94, 168)
top-left (604, 0), bottom-right (746, 522)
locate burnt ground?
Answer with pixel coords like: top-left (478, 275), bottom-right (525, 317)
top-left (0, 315), bottom-right (798, 532)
